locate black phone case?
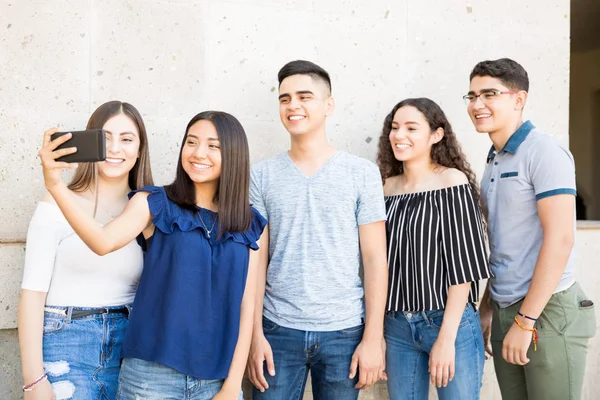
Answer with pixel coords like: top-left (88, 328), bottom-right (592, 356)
top-left (50, 130), bottom-right (106, 163)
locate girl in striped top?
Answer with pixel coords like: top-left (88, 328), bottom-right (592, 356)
top-left (377, 98), bottom-right (492, 400)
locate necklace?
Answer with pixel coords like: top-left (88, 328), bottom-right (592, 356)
top-left (197, 210), bottom-right (217, 238)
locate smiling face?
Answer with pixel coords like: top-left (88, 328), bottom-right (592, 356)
top-left (467, 75), bottom-right (526, 135)
top-left (389, 105), bottom-right (443, 163)
top-left (278, 74), bottom-right (334, 137)
top-left (181, 119), bottom-right (222, 186)
top-left (97, 113), bottom-right (140, 181)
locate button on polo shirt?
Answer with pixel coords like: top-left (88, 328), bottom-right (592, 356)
top-left (481, 121), bottom-right (577, 307)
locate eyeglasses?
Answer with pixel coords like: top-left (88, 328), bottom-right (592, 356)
top-left (462, 90), bottom-right (519, 105)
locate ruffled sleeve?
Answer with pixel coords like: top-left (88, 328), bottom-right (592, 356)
top-left (224, 207), bottom-right (267, 250)
top-left (128, 185), bottom-right (173, 235)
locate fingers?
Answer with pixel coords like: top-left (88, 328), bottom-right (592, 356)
top-left (429, 362), bottom-right (453, 388)
top-left (39, 131), bottom-right (77, 165)
top-left (503, 345), bottom-right (529, 365)
top-left (265, 348), bottom-right (276, 377)
top-left (50, 146), bottom-right (78, 160)
top-left (381, 340), bottom-right (387, 380)
top-left (484, 339), bottom-right (493, 358)
top-left (518, 349), bottom-right (530, 365)
top-left (441, 365), bottom-right (449, 387)
top-left (42, 128), bottom-right (59, 146)
top-left (348, 354), bottom-right (358, 380)
top-left (248, 357), bottom-right (268, 392)
top-left (45, 130), bottom-right (73, 152)
top-left (355, 370), bottom-right (377, 389)
top-left (435, 365), bottom-right (443, 387)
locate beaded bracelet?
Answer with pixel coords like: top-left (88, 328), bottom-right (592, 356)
top-left (514, 316), bottom-right (538, 351)
top-left (517, 311), bottom-right (538, 322)
top-left (22, 373), bottom-right (48, 392)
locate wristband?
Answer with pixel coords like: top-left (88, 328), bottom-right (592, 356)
top-left (514, 316), bottom-right (538, 351)
top-left (23, 373), bottom-right (48, 392)
top-left (517, 311), bottom-right (538, 321)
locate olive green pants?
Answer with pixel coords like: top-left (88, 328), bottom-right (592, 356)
top-left (491, 282), bottom-right (596, 400)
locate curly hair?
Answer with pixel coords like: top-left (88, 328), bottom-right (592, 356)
top-left (377, 97), bottom-right (481, 205)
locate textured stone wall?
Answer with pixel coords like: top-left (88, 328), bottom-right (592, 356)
top-left (2, 1), bottom-right (590, 399)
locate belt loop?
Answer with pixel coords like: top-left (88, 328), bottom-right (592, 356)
top-left (66, 307), bottom-right (73, 323)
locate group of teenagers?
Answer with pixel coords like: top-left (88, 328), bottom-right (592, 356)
top-left (17, 57), bottom-right (596, 400)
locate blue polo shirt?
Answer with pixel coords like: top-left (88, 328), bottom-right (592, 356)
top-left (481, 121), bottom-right (577, 307)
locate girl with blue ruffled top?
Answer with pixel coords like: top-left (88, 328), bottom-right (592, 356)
top-left (38, 111), bottom-right (267, 400)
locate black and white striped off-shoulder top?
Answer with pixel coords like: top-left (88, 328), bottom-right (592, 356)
top-left (385, 184), bottom-right (491, 312)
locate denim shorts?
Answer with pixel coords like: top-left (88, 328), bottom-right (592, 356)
top-left (42, 305), bottom-right (130, 400)
top-left (117, 358), bottom-right (244, 400)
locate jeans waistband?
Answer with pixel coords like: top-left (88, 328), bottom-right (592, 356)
top-left (44, 305), bottom-right (131, 320)
top-left (386, 303), bottom-right (475, 321)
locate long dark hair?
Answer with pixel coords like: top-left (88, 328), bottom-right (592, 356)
top-left (377, 97), bottom-right (481, 205)
top-left (68, 100), bottom-right (154, 192)
top-left (164, 111), bottom-right (252, 238)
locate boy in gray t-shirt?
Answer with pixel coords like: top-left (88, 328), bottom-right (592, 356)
top-left (247, 60), bottom-right (388, 400)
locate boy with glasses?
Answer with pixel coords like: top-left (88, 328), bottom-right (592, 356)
top-left (466, 58), bottom-right (596, 400)
top-left (246, 60), bottom-right (388, 400)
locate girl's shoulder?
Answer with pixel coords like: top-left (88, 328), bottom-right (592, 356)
top-left (37, 191), bottom-right (95, 222)
top-left (437, 167), bottom-right (468, 188)
top-left (383, 175), bottom-right (403, 196)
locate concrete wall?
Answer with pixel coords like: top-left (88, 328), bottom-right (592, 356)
top-left (2, 1), bottom-right (594, 399)
top-left (570, 49), bottom-right (600, 219)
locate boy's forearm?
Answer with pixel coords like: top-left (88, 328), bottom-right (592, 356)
top-left (519, 234), bottom-right (573, 320)
top-left (362, 258), bottom-right (388, 341)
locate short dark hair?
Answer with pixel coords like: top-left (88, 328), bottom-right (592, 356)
top-left (469, 58), bottom-right (529, 92)
top-left (165, 111), bottom-right (252, 238)
top-left (278, 60), bottom-right (332, 94)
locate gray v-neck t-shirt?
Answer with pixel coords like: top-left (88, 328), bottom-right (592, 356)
top-left (250, 151), bottom-right (386, 331)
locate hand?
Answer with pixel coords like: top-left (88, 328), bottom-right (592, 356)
top-left (381, 337), bottom-right (388, 381)
top-left (38, 128), bottom-right (78, 191)
top-left (23, 378), bottom-right (55, 400)
top-left (502, 318), bottom-right (533, 365)
top-left (479, 301), bottom-right (493, 358)
top-left (246, 333), bottom-right (275, 392)
top-left (212, 385), bottom-right (240, 400)
top-left (429, 336), bottom-right (455, 388)
top-left (349, 337), bottom-right (385, 389)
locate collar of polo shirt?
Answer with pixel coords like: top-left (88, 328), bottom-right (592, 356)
top-left (487, 120), bottom-right (535, 161)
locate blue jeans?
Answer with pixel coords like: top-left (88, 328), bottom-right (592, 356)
top-left (117, 358), bottom-right (243, 400)
top-left (384, 304), bottom-right (485, 400)
top-left (42, 306), bottom-right (130, 400)
top-left (252, 317), bottom-right (363, 400)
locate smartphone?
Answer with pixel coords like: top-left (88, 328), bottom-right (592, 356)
top-left (50, 129), bottom-right (106, 163)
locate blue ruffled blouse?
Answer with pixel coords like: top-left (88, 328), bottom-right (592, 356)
top-left (121, 186), bottom-right (267, 379)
